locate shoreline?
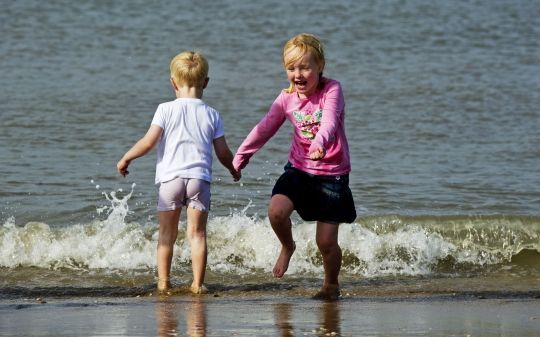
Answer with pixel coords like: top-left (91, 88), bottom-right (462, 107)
top-left (1, 294), bottom-right (539, 336)
top-left (2, 273), bottom-right (540, 301)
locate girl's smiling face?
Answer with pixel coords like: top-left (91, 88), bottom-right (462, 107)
top-left (285, 49), bottom-right (322, 98)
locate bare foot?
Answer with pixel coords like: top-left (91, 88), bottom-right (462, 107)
top-left (157, 278), bottom-right (171, 292)
top-left (272, 242), bottom-right (296, 278)
top-left (312, 284), bottom-right (340, 301)
top-left (190, 284), bottom-right (208, 295)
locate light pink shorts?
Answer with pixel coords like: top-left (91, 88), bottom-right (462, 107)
top-left (157, 177), bottom-right (211, 212)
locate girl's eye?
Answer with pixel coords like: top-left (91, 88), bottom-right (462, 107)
top-left (287, 65), bottom-right (310, 72)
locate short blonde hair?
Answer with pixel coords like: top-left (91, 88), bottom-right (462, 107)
top-left (283, 33), bottom-right (325, 93)
top-left (170, 51), bottom-right (209, 88)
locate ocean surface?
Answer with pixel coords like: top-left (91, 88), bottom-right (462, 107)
top-left (1, 0), bottom-right (539, 300)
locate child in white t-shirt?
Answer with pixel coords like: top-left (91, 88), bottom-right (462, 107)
top-left (117, 51), bottom-right (240, 294)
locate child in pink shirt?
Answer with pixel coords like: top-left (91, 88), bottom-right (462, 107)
top-left (233, 33), bottom-right (356, 300)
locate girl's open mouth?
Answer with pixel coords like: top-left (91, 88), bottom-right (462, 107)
top-left (295, 80), bottom-right (307, 87)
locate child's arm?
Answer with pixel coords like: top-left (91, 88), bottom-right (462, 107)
top-left (213, 136), bottom-right (241, 181)
top-left (308, 80), bottom-right (344, 160)
top-left (233, 96), bottom-right (286, 170)
top-left (117, 125), bottom-right (163, 177)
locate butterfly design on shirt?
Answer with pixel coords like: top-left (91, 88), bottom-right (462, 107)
top-left (293, 109), bottom-right (323, 140)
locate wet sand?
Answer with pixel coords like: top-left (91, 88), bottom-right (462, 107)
top-left (1, 292), bottom-right (539, 337)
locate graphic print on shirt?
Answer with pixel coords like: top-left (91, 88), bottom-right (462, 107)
top-left (292, 109), bottom-right (323, 140)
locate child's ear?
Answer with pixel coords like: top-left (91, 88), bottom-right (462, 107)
top-left (170, 77), bottom-right (179, 91)
top-left (203, 77), bottom-right (209, 89)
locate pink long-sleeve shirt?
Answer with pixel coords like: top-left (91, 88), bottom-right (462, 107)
top-left (233, 78), bottom-right (351, 176)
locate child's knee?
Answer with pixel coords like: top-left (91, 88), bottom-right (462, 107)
top-left (191, 230), bottom-right (206, 241)
top-left (316, 236), bottom-right (340, 254)
top-left (158, 235), bottom-right (177, 247)
top-left (187, 226), bottom-right (206, 241)
top-left (267, 195), bottom-right (293, 224)
top-left (268, 205), bottom-right (288, 224)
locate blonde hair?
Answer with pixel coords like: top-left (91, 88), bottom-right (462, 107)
top-left (282, 33), bottom-right (326, 93)
top-left (170, 51), bottom-right (209, 88)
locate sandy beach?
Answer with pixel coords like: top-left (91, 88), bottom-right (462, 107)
top-left (2, 291), bottom-right (539, 337)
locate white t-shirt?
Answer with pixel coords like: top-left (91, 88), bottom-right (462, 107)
top-left (151, 98), bottom-right (224, 184)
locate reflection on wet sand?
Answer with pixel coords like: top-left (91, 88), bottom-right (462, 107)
top-left (274, 301), bottom-right (341, 336)
top-left (155, 297), bottom-right (207, 337)
top-left (274, 303), bottom-right (294, 337)
top-left (155, 299), bottom-right (178, 337)
top-left (186, 297), bottom-right (206, 337)
top-left (319, 301), bottom-right (341, 335)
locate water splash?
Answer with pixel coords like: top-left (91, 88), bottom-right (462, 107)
top-left (101, 183), bottom-right (136, 229)
top-left (1, 198), bottom-right (539, 277)
top-left (0, 183), bottom-right (156, 270)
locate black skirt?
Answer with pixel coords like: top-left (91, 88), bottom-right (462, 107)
top-left (272, 163), bottom-right (357, 224)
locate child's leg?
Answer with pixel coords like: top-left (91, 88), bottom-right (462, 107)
top-left (268, 194), bottom-right (296, 278)
top-left (186, 206), bottom-right (209, 291)
top-left (157, 209), bottom-right (181, 291)
top-left (315, 221), bottom-right (341, 289)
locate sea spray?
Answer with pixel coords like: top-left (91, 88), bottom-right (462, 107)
top-left (355, 215), bottom-right (540, 274)
top-left (80, 183), bottom-right (156, 269)
top-left (339, 224), bottom-right (455, 276)
top-left (1, 189), bottom-right (539, 277)
top-left (0, 184), bottom-right (157, 270)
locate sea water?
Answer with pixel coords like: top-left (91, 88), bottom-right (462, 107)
top-left (1, 0), bottom-right (539, 298)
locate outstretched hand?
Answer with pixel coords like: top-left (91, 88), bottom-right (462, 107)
top-left (117, 159), bottom-right (130, 177)
top-left (309, 147), bottom-right (326, 160)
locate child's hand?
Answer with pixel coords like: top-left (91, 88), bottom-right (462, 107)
top-left (230, 168), bottom-right (241, 181)
top-left (309, 147), bottom-right (326, 160)
top-left (117, 159), bottom-right (130, 177)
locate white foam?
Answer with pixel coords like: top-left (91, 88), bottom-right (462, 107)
top-left (340, 224), bottom-right (456, 276)
top-left (0, 187), bottom-right (535, 277)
